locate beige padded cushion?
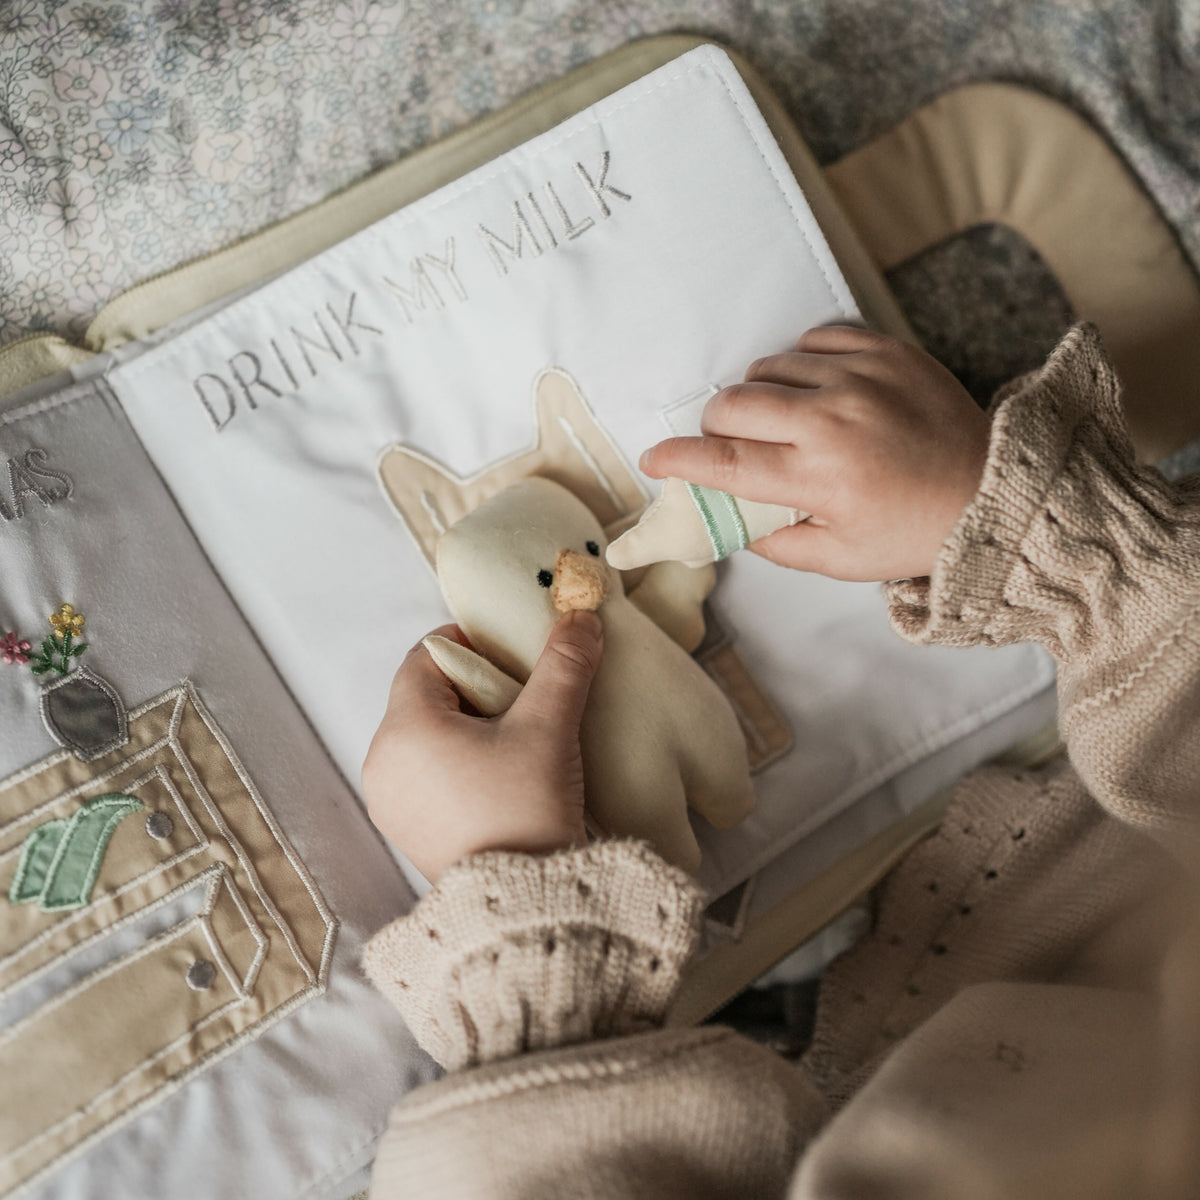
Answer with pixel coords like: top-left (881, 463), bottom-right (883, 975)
top-left (826, 82), bottom-right (1200, 463)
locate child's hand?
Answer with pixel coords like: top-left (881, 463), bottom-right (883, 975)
top-left (362, 611), bottom-right (603, 883)
top-left (639, 326), bottom-right (991, 581)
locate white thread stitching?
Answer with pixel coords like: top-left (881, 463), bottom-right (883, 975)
top-left (36, 666), bottom-right (129, 764)
top-left (11, 981), bottom-right (324, 1195)
top-left (706, 65), bottom-right (844, 308)
top-left (175, 683), bottom-right (336, 985)
top-left (212, 862), bottom-right (269, 996)
top-left (0, 683), bottom-right (180, 800)
top-left (419, 489), bottom-right (447, 535)
top-left (555, 414), bottom-right (625, 513)
top-left (0, 870), bottom-right (219, 1050)
top-left (199, 875), bottom-right (248, 1001)
top-left (0, 841), bottom-right (206, 999)
top-left (188, 681), bottom-right (339, 983)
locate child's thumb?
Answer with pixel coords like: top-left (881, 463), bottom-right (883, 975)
top-left (511, 611), bottom-right (604, 734)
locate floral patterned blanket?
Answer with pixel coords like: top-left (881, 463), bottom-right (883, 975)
top-left (1, 0), bottom-right (1198, 395)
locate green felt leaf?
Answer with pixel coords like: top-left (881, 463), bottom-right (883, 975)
top-left (9, 820), bottom-right (69, 904)
top-left (69, 642), bottom-right (88, 656)
top-left (37, 794), bottom-right (144, 912)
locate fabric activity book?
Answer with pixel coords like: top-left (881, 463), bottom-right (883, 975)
top-left (0, 44), bottom-right (1055, 1200)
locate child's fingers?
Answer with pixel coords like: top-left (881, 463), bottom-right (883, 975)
top-left (508, 610), bottom-right (603, 734)
top-left (638, 435), bottom-right (796, 502)
top-left (741, 351), bottom-right (845, 389)
top-left (795, 324), bottom-right (884, 354)
top-left (701, 381), bottom-right (810, 442)
top-left (748, 523), bottom-right (836, 575)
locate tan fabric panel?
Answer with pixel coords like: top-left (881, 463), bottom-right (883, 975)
top-left (701, 646), bottom-right (793, 773)
top-left (825, 82), bottom-right (1200, 463)
top-left (0, 684), bottom-right (336, 1195)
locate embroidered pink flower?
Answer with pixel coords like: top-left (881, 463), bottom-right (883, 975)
top-left (1, 633), bottom-right (31, 666)
top-left (190, 128), bottom-right (254, 183)
top-left (51, 57), bottom-right (111, 106)
top-left (49, 604), bottom-right (85, 640)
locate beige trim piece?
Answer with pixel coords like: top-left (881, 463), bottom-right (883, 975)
top-left (0, 337), bottom-right (91, 401)
top-left (0, 683), bottom-right (336, 1196)
top-left (825, 83), bottom-right (1200, 463)
top-left (702, 645), bottom-right (793, 773)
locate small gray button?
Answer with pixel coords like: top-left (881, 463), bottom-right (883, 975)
top-left (186, 959), bottom-right (216, 991)
top-left (145, 811), bottom-right (174, 840)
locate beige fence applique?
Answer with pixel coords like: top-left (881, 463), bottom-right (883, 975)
top-left (0, 681), bottom-right (337, 1196)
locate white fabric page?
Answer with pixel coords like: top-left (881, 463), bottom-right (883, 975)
top-left (108, 46), bottom-right (1054, 897)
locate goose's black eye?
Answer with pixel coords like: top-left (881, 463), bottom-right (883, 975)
top-left (537, 569), bottom-right (553, 588)
top-left (586, 541), bottom-right (600, 557)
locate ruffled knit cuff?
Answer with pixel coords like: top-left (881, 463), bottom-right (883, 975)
top-left (362, 840), bottom-right (706, 1071)
top-left (886, 322), bottom-right (1184, 658)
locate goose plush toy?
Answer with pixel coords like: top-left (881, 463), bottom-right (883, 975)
top-left (422, 476), bottom-right (755, 873)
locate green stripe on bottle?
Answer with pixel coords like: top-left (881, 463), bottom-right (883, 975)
top-left (684, 483), bottom-right (749, 561)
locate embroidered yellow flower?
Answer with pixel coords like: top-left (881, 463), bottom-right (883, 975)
top-left (49, 604), bottom-right (85, 639)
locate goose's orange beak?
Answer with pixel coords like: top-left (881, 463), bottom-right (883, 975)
top-left (551, 549), bottom-right (610, 613)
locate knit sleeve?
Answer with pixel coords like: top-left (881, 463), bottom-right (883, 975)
top-left (361, 839), bottom-right (706, 1071)
top-left (885, 322), bottom-right (1200, 837)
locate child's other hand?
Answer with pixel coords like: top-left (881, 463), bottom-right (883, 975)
top-left (639, 326), bottom-right (990, 581)
top-left (362, 612), bottom-right (603, 883)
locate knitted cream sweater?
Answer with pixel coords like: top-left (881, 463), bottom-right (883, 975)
top-left (363, 324), bottom-right (1200, 1199)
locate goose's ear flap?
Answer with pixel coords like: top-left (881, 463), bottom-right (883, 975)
top-left (378, 444), bottom-right (475, 570)
top-left (422, 635), bottom-right (522, 716)
top-left (531, 367), bottom-right (646, 525)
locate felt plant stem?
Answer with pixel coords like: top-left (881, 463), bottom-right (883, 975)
top-left (29, 605), bottom-right (88, 676)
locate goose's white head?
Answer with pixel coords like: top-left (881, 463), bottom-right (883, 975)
top-left (435, 477), bottom-right (616, 681)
